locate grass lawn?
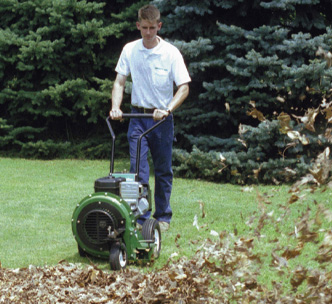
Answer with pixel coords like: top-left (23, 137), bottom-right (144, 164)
top-left (1, 157), bottom-right (331, 294)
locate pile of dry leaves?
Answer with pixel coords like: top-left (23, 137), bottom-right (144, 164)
top-left (0, 259), bottom-right (217, 303)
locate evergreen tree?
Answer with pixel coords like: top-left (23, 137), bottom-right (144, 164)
top-left (155, 0), bottom-right (332, 183)
top-left (0, 0), bottom-right (147, 157)
top-left (156, 0), bottom-right (332, 149)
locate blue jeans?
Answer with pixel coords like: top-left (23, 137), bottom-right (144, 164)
top-left (127, 108), bottom-right (173, 224)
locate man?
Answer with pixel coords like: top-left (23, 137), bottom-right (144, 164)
top-left (110, 4), bottom-right (191, 232)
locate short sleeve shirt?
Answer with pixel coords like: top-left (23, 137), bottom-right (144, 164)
top-left (115, 37), bottom-right (191, 110)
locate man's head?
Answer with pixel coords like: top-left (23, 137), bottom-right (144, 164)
top-left (138, 5), bottom-right (160, 23)
top-left (137, 5), bottom-right (162, 48)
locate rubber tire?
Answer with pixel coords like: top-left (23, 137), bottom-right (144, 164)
top-left (142, 219), bottom-right (161, 259)
top-left (109, 242), bottom-right (127, 270)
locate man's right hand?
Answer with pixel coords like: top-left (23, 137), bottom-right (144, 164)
top-left (110, 108), bottom-right (123, 120)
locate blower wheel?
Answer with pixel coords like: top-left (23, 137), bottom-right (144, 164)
top-left (110, 242), bottom-right (127, 270)
top-left (142, 219), bottom-right (161, 259)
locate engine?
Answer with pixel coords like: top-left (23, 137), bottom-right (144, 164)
top-left (94, 175), bottom-right (151, 218)
top-left (120, 181), bottom-right (150, 216)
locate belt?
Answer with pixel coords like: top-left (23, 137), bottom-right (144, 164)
top-left (132, 106), bottom-right (155, 114)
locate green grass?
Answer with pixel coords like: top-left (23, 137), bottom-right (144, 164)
top-left (1, 157), bottom-right (331, 293)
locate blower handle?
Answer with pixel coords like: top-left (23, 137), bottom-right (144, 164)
top-left (122, 113), bottom-right (154, 119)
top-left (106, 114), bottom-right (166, 177)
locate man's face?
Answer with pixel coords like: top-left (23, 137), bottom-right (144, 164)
top-left (136, 19), bottom-right (162, 43)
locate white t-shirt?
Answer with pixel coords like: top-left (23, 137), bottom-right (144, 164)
top-left (115, 37), bottom-right (191, 110)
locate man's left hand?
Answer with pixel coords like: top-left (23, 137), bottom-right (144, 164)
top-left (153, 109), bottom-right (170, 121)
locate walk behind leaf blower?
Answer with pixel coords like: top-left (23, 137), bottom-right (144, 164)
top-left (72, 114), bottom-right (165, 270)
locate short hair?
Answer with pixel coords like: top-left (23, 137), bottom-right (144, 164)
top-left (138, 5), bottom-right (160, 23)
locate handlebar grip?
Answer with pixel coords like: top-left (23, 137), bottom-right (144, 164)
top-left (122, 113), bottom-right (154, 119)
top-left (107, 113), bottom-right (154, 121)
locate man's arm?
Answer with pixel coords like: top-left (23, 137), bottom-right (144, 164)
top-left (153, 83), bottom-right (190, 120)
top-left (110, 73), bottom-right (127, 120)
top-left (167, 83), bottom-right (189, 112)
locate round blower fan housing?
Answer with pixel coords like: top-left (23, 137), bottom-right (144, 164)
top-left (75, 201), bottom-right (126, 252)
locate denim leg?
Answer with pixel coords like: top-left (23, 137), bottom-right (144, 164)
top-left (127, 118), bottom-right (150, 183)
top-left (127, 118), bottom-right (151, 223)
top-left (148, 116), bottom-right (174, 223)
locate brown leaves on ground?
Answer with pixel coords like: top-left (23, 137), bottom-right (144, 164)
top-left (0, 260), bottom-right (217, 304)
